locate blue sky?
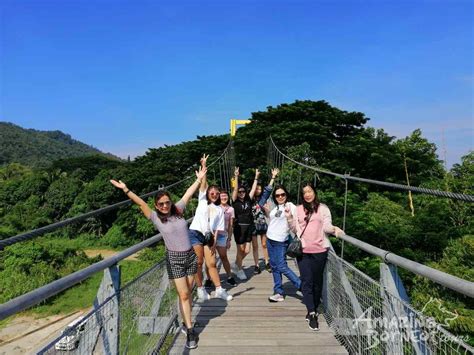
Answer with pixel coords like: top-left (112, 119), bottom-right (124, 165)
top-left (1, 0), bottom-right (472, 167)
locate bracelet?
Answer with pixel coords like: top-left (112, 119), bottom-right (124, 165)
top-left (124, 189), bottom-right (130, 194)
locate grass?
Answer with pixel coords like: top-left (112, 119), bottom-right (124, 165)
top-left (29, 259), bottom-right (158, 317)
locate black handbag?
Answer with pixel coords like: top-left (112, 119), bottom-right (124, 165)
top-left (286, 212), bottom-right (312, 258)
top-left (203, 231), bottom-right (214, 247)
top-left (286, 236), bottom-right (302, 258)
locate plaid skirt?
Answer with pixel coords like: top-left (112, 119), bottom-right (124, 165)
top-left (165, 249), bottom-right (198, 280)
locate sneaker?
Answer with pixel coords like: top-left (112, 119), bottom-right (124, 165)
top-left (265, 263), bottom-right (272, 272)
top-left (305, 312), bottom-right (318, 322)
top-left (227, 277), bottom-right (237, 286)
top-left (236, 268), bottom-right (247, 280)
top-left (308, 313), bottom-right (319, 331)
top-left (204, 279), bottom-right (214, 288)
top-left (214, 287), bottom-right (233, 301)
top-left (197, 287), bottom-right (210, 301)
top-left (253, 265), bottom-right (261, 274)
top-left (182, 321), bottom-right (200, 334)
top-left (231, 262), bottom-right (239, 274)
top-left (296, 290), bottom-right (303, 297)
top-left (185, 328), bottom-right (199, 349)
top-left (268, 293), bottom-right (285, 302)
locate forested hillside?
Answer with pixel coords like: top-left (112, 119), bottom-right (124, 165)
top-left (0, 100), bottom-right (472, 343)
top-left (0, 122), bottom-right (120, 168)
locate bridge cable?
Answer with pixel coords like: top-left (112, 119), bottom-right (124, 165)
top-left (269, 136), bottom-right (474, 202)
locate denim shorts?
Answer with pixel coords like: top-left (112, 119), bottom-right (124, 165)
top-left (189, 229), bottom-right (205, 246)
top-left (216, 234), bottom-right (228, 247)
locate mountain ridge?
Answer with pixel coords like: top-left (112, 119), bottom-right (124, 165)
top-left (0, 122), bottom-right (121, 168)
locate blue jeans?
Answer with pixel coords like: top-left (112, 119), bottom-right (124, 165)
top-left (267, 238), bottom-right (301, 295)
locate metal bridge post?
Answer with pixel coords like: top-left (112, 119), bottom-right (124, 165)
top-left (380, 262), bottom-right (426, 355)
top-left (84, 264), bottom-right (121, 355)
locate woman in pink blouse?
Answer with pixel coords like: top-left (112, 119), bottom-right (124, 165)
top-left (286, 182), bottom-right (344, 332)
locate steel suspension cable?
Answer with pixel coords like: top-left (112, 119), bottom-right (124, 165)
top-left (270, 136), bottom-right (474, 202)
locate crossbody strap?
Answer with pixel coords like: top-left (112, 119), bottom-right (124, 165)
top-left (298, 212), bottom-right (313, 239)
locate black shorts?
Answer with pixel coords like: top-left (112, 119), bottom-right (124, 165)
top-left (165, 249), bottom-right (198, 279)
top-left (252, 225), bottom-right (268, 236)
top-left (234, 223), bottom-right (253, 245)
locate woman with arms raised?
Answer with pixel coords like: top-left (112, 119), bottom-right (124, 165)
top-left (231, 167), bottom-right (259, 280)
top-left (188, 154), bottom-right (233, 302)
top-left (110, 165), bottom-right (206, 350)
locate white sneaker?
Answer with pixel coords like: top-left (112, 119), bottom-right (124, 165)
top-left (268, 293), bottom-right (285, 302)
top-left (231, 262), bottom-right (239, 274)
top-left (236, 268), bottom-right (247, 280)
top-left (197, 287), bottom-right (210, 301)
top-left (214, 287), bottom-right (233, 301)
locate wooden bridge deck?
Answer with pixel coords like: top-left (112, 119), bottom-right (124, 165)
top-left (169, 248), bottom-right (347, 354)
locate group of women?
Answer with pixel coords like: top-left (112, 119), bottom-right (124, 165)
top-left (110, 154), bottom-right (344, 349)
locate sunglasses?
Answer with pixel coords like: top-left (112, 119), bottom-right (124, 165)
top-left (157, 200), bottom-right (171, 208)
top-left (238, 190), bottom-right (246, 193)
top-left (275, 193), bottom-right (286, 198)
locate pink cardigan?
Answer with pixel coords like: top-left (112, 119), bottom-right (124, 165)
top-left (291, 204), bottom-right (335, 253)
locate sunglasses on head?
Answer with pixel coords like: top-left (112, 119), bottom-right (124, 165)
top-left (157, 200), bottom-right (171, 208)
top-left (275, 192), bottom-right (286, 198)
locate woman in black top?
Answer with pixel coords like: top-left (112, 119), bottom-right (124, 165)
top-left (231, 167), bottom-right (258, 280)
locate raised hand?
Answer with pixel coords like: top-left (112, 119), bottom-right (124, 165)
top-left (255, 168), bottom-right (261, 179)
top-left (200, 154), bottom-right (209, 168)
top-left (284, 206), bottom-right (292, 219)
top-left (271, 168), bottom-right (279, 179)
top-left (110, 179), bottom-right (127, 190)
top-left (196, 166), bottom-right (207, 180)
top-left (234, 167), bottom-right (240, 177)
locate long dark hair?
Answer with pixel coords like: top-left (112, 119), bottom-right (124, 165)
top-left (207, 185), bottom-right (221, 205)
top-left (154, 190), bottom-right (183, 222)
top-left (253, 183), bottom-right (263, 201)
top-left (272, 185), bottom-right (290, 205)
top-left (300, 182), bottom-right (320, 218)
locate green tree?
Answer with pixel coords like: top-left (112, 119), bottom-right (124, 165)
top-left (410, 236), bottom-right (474, 346)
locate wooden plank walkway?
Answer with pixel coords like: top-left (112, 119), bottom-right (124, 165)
top-left (169, 248), bottom-right (347, 354)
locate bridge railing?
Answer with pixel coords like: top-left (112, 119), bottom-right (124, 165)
top-left (37, 260), bottom-right (178, 355)
top-left (324, 249), bottom-right (474, 354)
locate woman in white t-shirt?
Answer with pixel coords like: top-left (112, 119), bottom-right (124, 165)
top-left (188, 154), bottom-right (233, 302)
top-left (264, 185), bottom-right (302, 302)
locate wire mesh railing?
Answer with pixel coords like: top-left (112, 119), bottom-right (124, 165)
top-left (323, 251), bottom-right (474, 355)
top-left (38, 260), bottom-right (179, 354)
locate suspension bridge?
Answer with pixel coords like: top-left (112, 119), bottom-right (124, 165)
top-left (0, 138), bottom-right (473, 354)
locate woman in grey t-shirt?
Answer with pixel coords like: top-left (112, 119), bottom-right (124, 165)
top-left (110, 166), bottom-right (206, 350)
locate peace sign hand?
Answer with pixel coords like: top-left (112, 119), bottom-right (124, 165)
top-left (200, 154), bottom-right (209, 168)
